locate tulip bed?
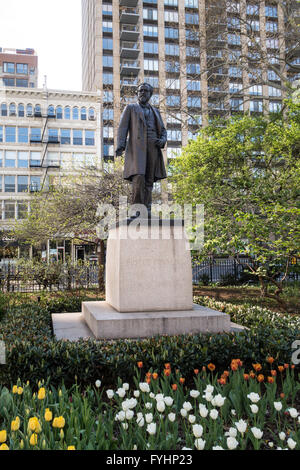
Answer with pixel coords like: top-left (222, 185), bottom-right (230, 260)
top-left (0, 361), bottom-right (299, 451)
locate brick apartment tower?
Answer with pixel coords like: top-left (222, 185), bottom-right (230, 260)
top-left (0, 47), bottom-right (38, 88)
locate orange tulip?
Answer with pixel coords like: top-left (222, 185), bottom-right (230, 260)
top-left (218, 377), bottom-right (226, 385)
top-left (252, 363), bottom-right (262, 372)
top-left (202, 366), bottom-right (206, 372)
top-left (244, 374), bottom-right (250, 381)
top-left (164, 369), bottom-right (171, 377)
top-left (267, 357), bottom-right (275, 364)
top-left (271, 369), bottom-right (277, 376)
top-left (291, 365), bottom-right (295, 369)
top-left (207, 363), bottom-right (215, 372)
top-left (280, 393), bottom-right (285, 399)
top-left (171, 384), bottom-right (177, 391)
top-left (257, 374), bottom-right (264, 383)
top-left (194, 369), bottom-right (199, 375)
top-left (164, 363), bottom-right (171, 370)
top-left (137, 362), bottom-right (143, 369)
top-left (267, 376), bottom-right (274, 384)
top-left (249, 371), bottom-right (256, 378)
top-left (231, 363), bottom-right (238, 371)
top-left (152, 373), bottom-right (158, 380)
top-left (284, 364), bottom-right (289, 369)
top-left (223, 371), bottom-right (230, 378)
top-left (179, 377), bottom-right (185, 384)
top-left (146, 372), bottom-right (152, 379)
top-left (278, 366), bottom-right (284, 373)
top-left (146, 378), bottom-right (151, 384)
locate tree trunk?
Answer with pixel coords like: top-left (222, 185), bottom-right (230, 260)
top-left (97, 240), bottom-right (105, 293)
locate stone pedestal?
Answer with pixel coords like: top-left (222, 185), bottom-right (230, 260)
top-left (81, 219), bottom-right (231, 339)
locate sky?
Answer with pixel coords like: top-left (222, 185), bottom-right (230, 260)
top-left (0, 0), bottom-right (82, 91)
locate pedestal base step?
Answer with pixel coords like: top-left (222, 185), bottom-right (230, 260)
top-left (82, 301), bottom-right (231, 339)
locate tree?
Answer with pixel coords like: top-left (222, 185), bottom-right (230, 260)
top-left (171, 101), bottom-right (300, 309)
top-left (14, 161), bottom-right (131, 291)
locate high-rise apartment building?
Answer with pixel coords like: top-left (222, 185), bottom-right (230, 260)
top-left (81, 0), bottom-right (299, 170)
top-left (0, 47), bottom-right (38, 89)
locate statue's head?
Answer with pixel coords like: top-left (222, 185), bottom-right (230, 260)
top-left (137, 83), bottom-right (153, 104)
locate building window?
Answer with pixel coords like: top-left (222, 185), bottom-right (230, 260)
top-left (1, 103), bottom-right (7, 116)
top-left (4, 201), bottom-right (15, 219)
top-left (34, 104), bottom-right (42, 116)
top-left (103, 126), bottom-right (114, 139)
top-left (18, 103), bottom-right (25, 117)
top-left (0, 127), bottom-right (3, 143)
top-left (30, 152), bottom-right (41, 167)
top-left (61, 129), bottom-right (71, 145)
top-left (103, 55), bottom-right (113, 67)
top-left (166, 95), bottom-right (181, 107)
top-left (228, 16), bottom-right (240, 29)
top-left (186, 46), bottom-right (200, 56)
top-left (102, 3), bottom-right (113, 15)
top-left (228, 33), bottom-right (241, 45)
top-left (64, 106), bottom-right (71, 119)
top-left (186, 63), bottom-right (201, 75)
top-left (188, 115), bottom-right (202, 126)
top-left (3, 62), bottom-right (15, 73)
top-left (48, 128), bottom-right (59, 143)
top-left (103, 21), bottom-right (113, 32)
top-left (165, 44), bottom-right (179, 56)
top-left (266, 21), bottom-right (278, 32)
top-left (229, 66), bottom-right (242, 78)
top-left (56, 106), bottom-right (63, 119)
top-left (144, 76), bottom-right (159, 88)
top-left (185, 13), bottom-right (199, 24)
top-left (103, 108), bottom-right (114, 120)
top-left (268, 86), bottom-right (281, 97)
top-left (185, 0), bottom-right (198, 7)
top-left (143, 25), bottom-right (158, 37)
top-left (265, 5), bottom-right (278, 17)
top-left (229, 82), bottom-right (242, 93)
top-left (5, 126), bottom-right (16, 143)
top-left (268, 70), bottom-right (280, 81)
top-left (187, 80), bottom-right (201, 91)
top-left (73, 129), bottom-right (83, 145)
top-left (4, 175), bottom-right (15, 193)
top-left (266, 38), bottom-right (279, 49)
top-left (85, 130), bottom-right (95, 146)
top-left (165, 61), bottom-right (180, 73)
top-left (250, 100), bottom-right (263, 112)
top-left (247, 20), bottom-right (260, 31)
top-left (103, 91), bottom-right (114, 103)
top-left (185, 29), bottom-right (199, 41)
top-left (103, 73), bottom-right (113, 84)
top-left (103, 38), bottom-right (113, 50)
top-left (167, 129), bottom-right (182, 141)
top-left (164, 0), bottom-right (178, 6)
top-left (103, 144), bottom-right (114, 158)
top-left (16, 79), bottom-right (28, 87)
top-left (269, 101), bottom-right (282, 112)
top-left (17, 202), bottom-right (28, 220)
top-left (230, 98), bottom-right (243, 111)
top-left (246, 4), bottom-right (259, 15)
top-left (249, 85), bottom-right (262, 95)
top-left (16, 63), bottom-right (28, 74)
top-left (166, 78), bottom-right (180, 90)
top-left (143, 8), bottom-right (158, 20)
top-left (5, 151), bottom-right (16, 168)
top-left (187, 96), bottom-right (201, 108)
top-left (144, 59), bottom-right (159, 71)
top-left (164, 11), bottom-right (178, 22)
top-left (30, 176), bottom-right (41, 192)
top-left (72, 107), bottom-right (79, 120)
top-left (9, 103), bottom-right (16, 116)
top-left (18, 127), bottom-right (29, 143)
top-left (144, 42), bottom-right (159, 54)
top-left (18, 176), bottom-right (28, 193)
top-left (30, 128), bottom-right (42, 142)
top-left (165, 27), bottom-right (179, 39)
top-left (81, 107), bottom-right (87, 120)
top-left (18, 151), bottom-right (29, 168)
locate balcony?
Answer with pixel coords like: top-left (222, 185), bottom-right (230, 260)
top-left (120, 0), bottom-right (138, 6)
top-left (120, 59), bottom-right (140, 75)
top-left (120, 7), bottom-right (139, 24)
top-left (121, 78), bottom-right (139, 92)
top-left (121, 41), bottom-right (140, 59)
top-left (120, 24), bottom-right (139, 41)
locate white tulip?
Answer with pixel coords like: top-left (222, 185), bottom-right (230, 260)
top-left (212, 394), bottom-right (226, 407)
top-left (268, 442), bottom-right (274, 448)
top-left (147, 423), bottom-right (156, 435)
top-left (247, 393), bottom-right (260, 403)
top-left (225, 427), bottom-right (237, 438)
top-left (274, 401), bottom-right (282, 411)
top-left (122, 423), bottom-right (128, 430)
top-left (129, 398), bottom-right (137, 409)
top-left (279, 432), bottom-right (286, 441)
top-left (194, 438), bottom-right (206, 450)
top-left (145, 413), bottom-right (153, 423)
top-left (149, 392), bottom-right (155, 399)
top-left (190, 390), bottom-right (200, 399)
top-left (180, 408), bottom-right (188, 418)
top-left (192, 424), bottom-right (203, 438)
top-left (145, 402), bottom-right (152, 409)
top-left (125, 410), bottom-right (134, 420)
top-left (204, 385), bottom-right (214, 394)
top-left (122, 383), bottom-right (129, 391)
top-left (115, 411), bottom-right (126, 422)
top-left (139, 382), bottom-right (150, 393)
top-left (168, 413), bottom-right (176, 422)
top-left (133, 390), bottom-right (140, 398)
top-left (122, 401), bottom-right (130, 411)
top-left (209, 409), bottom-right (219, 420)
top-left (156, 401), bottom-right (166, 413)
top-left (251, 427), bottom-right (263, 439)
top-left (188, 415), bottom-right (196, 424)
top-left (155, 393), bottom-right (164, 402)
top-left (106, 389), bottom-right (114, 399)
top-left (231, 409), bottom-right (236, 416)
top-left (95, 380), bottom-right (101, 388)
top-left (199, 404), bottom-right (208, 418)
top-left (250, 404), bottom-right (259, 414)
top-left (203, 392), bottom-right (213, 402)
top-left (227, 437), bottom-right (239, 450)
top-left (164, 396), bottom-right (174, 406)
top-left (288, 408), bottom-right (298, 418)
top-left (137, 417), bottom-right (144, 427)
top-left (116, 388), bottom-right (126, 398)
top-left (235, 419), bottom-right (247, 434)
top-left (287, 438), bottom-right (297, 450)
top-left (182, 401), bottom-right (193, 412)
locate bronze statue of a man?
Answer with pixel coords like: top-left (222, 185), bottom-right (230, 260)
top-left (116, 83), bottom-right (167, 215)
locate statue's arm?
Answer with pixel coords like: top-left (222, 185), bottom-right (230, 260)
top-left (116, 105), bottom-right (131, 155)
top-left (157, 110), bottom-right (167, 148)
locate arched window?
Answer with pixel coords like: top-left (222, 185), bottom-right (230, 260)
top-left (56, 106), bottom-right (63, 119)
top-left (48, 105), bottom-right (55, 117)
top-left (9, 103), bottom-right (16, 116)
top-left (18, 103), bottom-right (25, 117)
top-left (64, 106), bottom-right (71, 119)
top-left (1, 103), bottom-right (7, 116)
top-left (72, 107), bottom-right (79, 120)
top-left (88, 107), bottom-right (95, 120)
top-left (81, 107), bottom-right (87, 120)
top-left (34, 104), bottom-right (42, 117)
top-left (26, 104), bottom-right (33, 116)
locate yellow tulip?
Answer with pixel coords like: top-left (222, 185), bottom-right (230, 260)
top-left (52, 416), bottom-right (65, 429)
top-left (0, 430), bottom-right (7, 443)
top-left (38, 387), bottom-right (46, 400)
top-left (28, 417), bottom-right (41, 433)
top-left (30, 433), bottom-right (38, 446)
top-left (68, 446), bottom-right (76, 450)
top-left (44, 409), bottom-right (53, 422)
top-left (12, 385), bottom-right (18, 394)
top-left (11, 417), bottom-right (20, 432)
top-left (0, 444), bottom-right (9, 450)
top-left (60, 429), bottom-right (64, 439)
top-left (17, 387), bottom-right (23, 395)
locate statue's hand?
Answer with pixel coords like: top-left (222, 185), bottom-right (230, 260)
top-left (155, 139), bottom-right (165, 149)
top-left (116, 147), bottom-right (125, 157)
